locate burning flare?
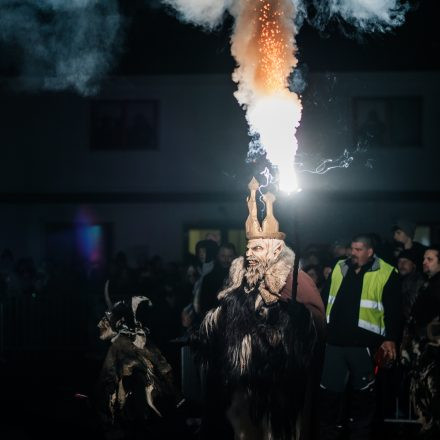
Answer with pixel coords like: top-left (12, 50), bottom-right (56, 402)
top-left (161, 0), bottom-right (409, 192)
top-left (232, 0), bottom-right (302, 192)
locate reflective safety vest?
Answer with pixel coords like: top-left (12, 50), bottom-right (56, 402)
top-left (326, 257), bottom-right (396, 336)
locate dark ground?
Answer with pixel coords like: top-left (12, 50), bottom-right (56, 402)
top-left (0, 349), bottom-right (421, 440)
top-left (1, 350), bottom-right (105, 440)
top-left (0, 347), bottom-right (202, 440)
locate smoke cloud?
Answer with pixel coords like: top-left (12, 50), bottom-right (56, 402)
top-left (160, 0), bottom-right (233, 30)
top-left (160, 0), bottom-right (410, 34)
top-left (161, 0), bottom-right (409, 191)
top-left (0, 0), bottom-right (122, 95)
top-left (306, 0), bottom-right (410, 33)
top-left (0, 0), bottom-right (409, 97)
top-left (230, 0), bottom-right (302, 192)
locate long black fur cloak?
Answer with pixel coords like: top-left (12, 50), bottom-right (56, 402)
top-left (195, 249), bottom-right (319, 440)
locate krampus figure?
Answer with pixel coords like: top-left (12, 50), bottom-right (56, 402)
top-left (95, 293), bottom-right (182, 439)
top-left (193, 178), bottom-right (326, 440)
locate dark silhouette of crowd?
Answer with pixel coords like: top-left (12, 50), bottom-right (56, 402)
top-left (1, 217), bottom-right (439, 440)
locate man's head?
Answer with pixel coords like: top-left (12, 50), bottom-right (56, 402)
top-left (195, 239), bottom-right (219, 265)
top-left (397, 249), bottom-right (418, 277)
top-left (392, 219), bottom-right (416, 246)
top-left (350, 235), bottom-right (374, 268)
top-left (423, 245), bottom-right (440, 278)
top-left (245, 238), bottom-right (284, 286)
top-left (217, 243), bottom-right (237, 270)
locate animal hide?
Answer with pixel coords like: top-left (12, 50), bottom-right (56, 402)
top-left (95, 297), bottom-right (177, 432)
top-left (195, 247), bottom-right (319, 440)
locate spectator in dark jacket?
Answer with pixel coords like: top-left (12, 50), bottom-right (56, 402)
top-left (392, 218), bottom-right (427, 272)
top-left (198, 243), bottom-right (236, 317)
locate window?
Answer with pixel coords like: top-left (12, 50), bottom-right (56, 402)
top-left (414, 225), bottom-right (431, 246)
top-left (415, 223), bottom-right (440, 246)
top-left (185, 225), bottom-right (246, 258)
top-left (90, 99), bottom-right (159, 150)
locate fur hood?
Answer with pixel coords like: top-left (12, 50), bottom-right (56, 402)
top-left (218, 245), bottom-right (295, 305)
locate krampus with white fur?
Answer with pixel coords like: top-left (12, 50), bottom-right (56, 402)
top-left (95, 291), bottom-right (180, 438)
top-left (194, 179), bottom-right (325, 440)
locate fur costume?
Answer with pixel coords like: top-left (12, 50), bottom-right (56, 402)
top-left (195, 245), bottom-right (325, 440)
top-left (95, 296), bottom-right (180, 437)
top-left (401, 272), bottom-right (440, 438)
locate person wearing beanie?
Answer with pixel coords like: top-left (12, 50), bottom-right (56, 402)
top-left (392, 218), bottom-right (427, 272)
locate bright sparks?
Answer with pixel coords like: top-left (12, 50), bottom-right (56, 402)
top-left (164, 0), bottom-right (410, 193)
top-left (256, 1), bottom-right (290, 93)
top-left (232, 0), bottom-right (302, 193)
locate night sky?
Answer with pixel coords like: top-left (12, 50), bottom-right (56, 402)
top-left (117, 1), bottom-right (439, 75)
top-left (0, 1), bottom-right (438, 202)
top-left (0, 3), bottom-right (439, 440)
top-left (0, 1), bottom-right (438, 79)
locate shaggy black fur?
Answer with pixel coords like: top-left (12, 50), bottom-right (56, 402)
top-left (195, 282), bottom-right (317, 440)
top-left (94, 297), bottom-right (181, 439)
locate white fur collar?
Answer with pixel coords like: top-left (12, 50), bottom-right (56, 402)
top-left (218, 246), bottom-right (295, 305)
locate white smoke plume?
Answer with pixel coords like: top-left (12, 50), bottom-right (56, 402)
top-left (0, 0), bottom-right (122, 95)
top-left (161, 0), bottom-right (409, 191)
top-left (159, 0), bottom-right (410, 35)
top-left (230, 0), bottom-right (302, 192)
top-left (161, 0), bottom-right (233, 29)
top-left (308, 0), bottom-right (410, 33)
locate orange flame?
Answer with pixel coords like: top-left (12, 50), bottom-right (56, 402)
top-left (232, 0), bottom-right (302, 192)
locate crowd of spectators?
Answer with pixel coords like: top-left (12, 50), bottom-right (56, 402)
top-left (1, 217), bottom-right (439, 439)
top-left (0, 219), bottom-right (430, 358)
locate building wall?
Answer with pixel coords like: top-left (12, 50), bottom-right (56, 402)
top-left (0, 72), bottom-right (439, 263)
top-left (0, 75), bottom-right (249, 193)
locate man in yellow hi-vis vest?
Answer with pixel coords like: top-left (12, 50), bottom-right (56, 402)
top-left (318, 234), bottom-right (401, 440)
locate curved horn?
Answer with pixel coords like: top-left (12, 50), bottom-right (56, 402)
top-left (104, 279), bottom-right (113, 310)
